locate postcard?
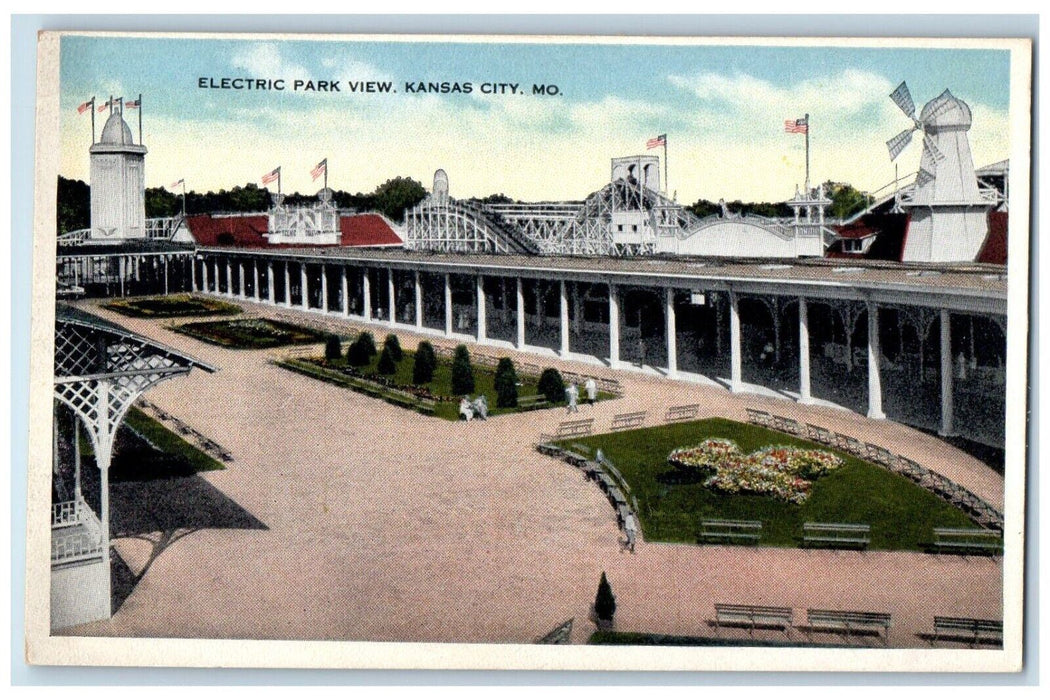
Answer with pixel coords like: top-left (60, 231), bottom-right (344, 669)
top-left (26, 31), bottom-right (1031, 671)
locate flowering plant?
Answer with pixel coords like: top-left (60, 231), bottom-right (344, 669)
top-left (667, 440), bottom-right (842, 504)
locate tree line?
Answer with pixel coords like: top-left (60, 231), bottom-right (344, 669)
top-left (56, 175), bottom-right (428, 234)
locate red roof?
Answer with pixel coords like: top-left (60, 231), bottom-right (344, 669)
top-left (827, 213), bottom-right (910, 261)
top-left (186, 212), bottom-right (402, 248)
top-left (976, 211), bottom-right (1008, 265)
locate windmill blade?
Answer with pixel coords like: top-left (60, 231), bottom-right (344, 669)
top-left (923, 134), bottom-right (946, 163)
top-left (915, 166), bottom-right (936, 188)
top-left (890, 81), bottom-right (916, 119)
top-left (886, 127), bottom-right (915, 161)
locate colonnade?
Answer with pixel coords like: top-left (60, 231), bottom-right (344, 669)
top-left (194, 253), bottom-right (1006, 445)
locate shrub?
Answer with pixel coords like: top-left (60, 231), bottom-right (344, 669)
top-left (450, 344), bottom-right (475, 395)
top-left (594, 572), bottom-right (616, 622)
top-left (494, 357), bottom-right (519, 408)
top-left (384, 334), bottom-right (403, 362)
top-left (376, 346), bottom-right (397, 375)
top-left (537, 367), bottom-right (565, 404)
top-left (413, 341), bottom-right (437, 384)
top-left (324, 335), bottom-right (342, 361)
top-left (346, 336), bottom-right (372, 367)
top-left (357, 331), bottom-right (377, 358)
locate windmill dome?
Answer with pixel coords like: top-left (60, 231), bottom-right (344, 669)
top-left (919, 90), bottom-right (972, 130)
top-left (99, 110), bottom-right (135, 145)
top-left (433, 169), bottom-right (449, 199)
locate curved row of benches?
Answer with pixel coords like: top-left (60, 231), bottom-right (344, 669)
top-left (745, 408), bottom-right (1004, 531)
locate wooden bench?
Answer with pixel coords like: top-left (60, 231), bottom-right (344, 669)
top-left (932, 528), bottom-right (1003, 555)
top-left (713, 603), bottom-right (793, 636)
top-left (665, 403), bottom-right (699, 422)
top-left (518, 394), bottom-right (549, 410)
top-left (931, 616), bottom-right (1003, 647)
top-left (539, 418), bottom-right (594, 442)
top-left (803, 522), bottom-right (871, 549)
top-left (806, 608), bottom-right (892, 644)
top-left (610, 411), bottom-right (647, 431)
top-left (700, 519), bottom-right (762, 545)
top-left (745, 408), bottom-right (773, 428)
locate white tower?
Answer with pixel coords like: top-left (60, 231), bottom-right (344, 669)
top-left (886, 84), bottom-right (995, 263)
top-left (88, 108), bottom-right (147, 243)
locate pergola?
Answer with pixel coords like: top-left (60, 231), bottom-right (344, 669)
top-left (51, 305), bottom-right (213, 629)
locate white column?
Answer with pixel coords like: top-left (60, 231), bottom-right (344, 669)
top-left (939, 308), bottom-right (954, 435)
top-left (163, 257), bottom-right (169, 295)
top-left (320, 264), bottom-right (329, 314)
top-left (388, 269), bottom-right (396, 325)
top-left (300, 263), bottom-right (309, 310)
top-left (226, 259), bottom-right (233, 298)
top-left (559, 280), bottom-right (570, 356)
top-left (444, 273), bottom-right (453, 337)
top-left (118, 256), bottom-right (126, 297)
top-left (341, 267), bottom-right (349, 317)
top-left (476, 275), bottom-right (487, 341)
top-left (96, 381), bottom-right (113, 575)
top-left (253, 261), bottom-right (260, 301)
top-left (202, 259), bottom-right (209, 293)
top-left (283, 263), bottom-right (291, 307)
top-left (867, 301), bottom-right (885, 420)
top-left (363, 269), bottom-right (372, 319)
top-left (238, 261), bottom-right (246, 299)
top-left (267, 262), bottom-right (275, 305)
top-left (516, 277), bottom-right (526, 348)
top-left (665, 287), bottom-right (678, 378)
top-left (191, 257), bottom-right (198, 292)
top-left (211, 258), bottom-right (219, 294)
top-left (608, 282), bottom-right (620, 368)
top-left (729, 290), bottom-right (742, 392)
top-left (414, 270), bottom-right (423, 328)
top-left (798, 296), bottom-right (812, 403)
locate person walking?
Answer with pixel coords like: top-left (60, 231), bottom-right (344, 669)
top-left (584, 377), bottom-right (597, 405)
top-left (566, 382), bottom-right (579, 414)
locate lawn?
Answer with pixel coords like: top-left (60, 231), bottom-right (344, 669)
top-left (172, 317), bottom-right (328, 349)
top-left (77, 407), bottom-right (226, 480)
top-left (282, 345), bottom-right (611, 421)
top-left (556, 418), bottom-right (976, 551)
top-left (104, 294), bottom-right (242, 318)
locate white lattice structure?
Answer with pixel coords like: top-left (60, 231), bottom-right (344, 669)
top-left (51, 307), bottom-right (211, 630)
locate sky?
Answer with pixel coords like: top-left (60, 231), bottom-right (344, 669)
top-left (58, 35), bottom-right (1015, 203)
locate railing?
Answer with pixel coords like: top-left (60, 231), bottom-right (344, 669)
top-left (57, 228), bottom-right (91, 246)
top-left (51, 497), bottom-right (104, 565)
top-left (51, 499), bottom-right (84, 527)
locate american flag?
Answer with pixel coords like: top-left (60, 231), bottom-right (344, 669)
top-left (169, 178), bottom-right (184, 189)
top-left (646, 134), bottom-right (667, 149)
top-left (97, 99), bottom-right (113, 113)
top-left (76, 98), bottom-right (93, 114)
top-left (261, 167), bottom-right (280, 185)
top-left (310, 158), bottom-right (327, 181)
top-left (784, 117), bottom-right (808, 134)
top-left (125, 99), bottom-right (140, 109)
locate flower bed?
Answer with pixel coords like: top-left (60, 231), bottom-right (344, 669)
top-left (668, 439), bottom-right (842, 504)
top-left (172, 318), bottom-right (327, 349)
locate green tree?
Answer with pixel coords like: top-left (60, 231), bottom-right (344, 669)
top-left (346, 335), bottom-right (373, 367)
top-left (145, 187), bottom-right (181, 218)
top-left (413, 341), bottom-right (437, 384)
top-left (450, 344), bottom-right (475, 395)
top-left (371, 176), bottom-right (427, 222)
top-left (357, 331), bottom-right (377, 358)
top-left (383, 334), bottom-right (403, 362)
top-left (324, 335), bottom-right (342, 361)
top-left (825, 180), bottom-right (870, 220)
top-left (376, 346), bottom-right (397, 375)
top-left (537, 368), bottom-right (565, 404)
top-left (494, 357), bottom-right (519, 409)
top-left (594, 572), bottom-right (616, 622)
top-left (56, 176), bottom-right (90, 236)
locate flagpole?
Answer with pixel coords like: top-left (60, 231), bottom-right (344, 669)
top-left (181, 180), bottom-right (187, 217)
top-left (137, 93), bottom-right (143, 145)
top-left (664, 137), bottom-right (669, 197)
top-left (278, 167), bottom-right (282, 197)
top-left (804, 112), bottom-right (810, 192)
top-left (324, 159), bottom-right (328, 192)
top-left (90, 97), bottom-right (96, 144)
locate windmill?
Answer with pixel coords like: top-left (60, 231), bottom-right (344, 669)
top-left (885, 81), bottom-right (958, 188)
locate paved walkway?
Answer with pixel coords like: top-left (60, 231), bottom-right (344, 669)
top-left (64, 299), bottom-right (1004, 646)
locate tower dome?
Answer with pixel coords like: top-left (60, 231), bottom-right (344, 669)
top-left (919, 90), bottom-right (972, 130)
top-left (99, 110), bottom-right (135, 145)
